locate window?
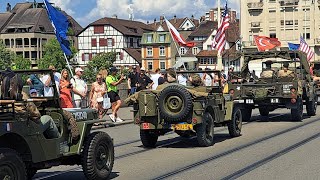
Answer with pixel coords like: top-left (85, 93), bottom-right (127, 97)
top-left (159, 46), bottom-right (165, 56)
top-left (208, 58), bottom-right (214, 64)
top-left (207, 45), bottom-right (212, 50)
top-left (148, 62), bottom-right (153, 70)
top-left (269, 10), bottom-right (276, 13)
top-left (180, 47), bottom-right (186, 55)
top-left (270, 33), bottom-right (276, 38)
top-left (147, 47), bottom-right (153, 57)
top-left (91, 38), bottom-right (97, 47)
top-left (94, 26), bottom-right (104, 34)
top-left (303, 33), bottom-right (311, 39)
top-left (107, 38), bottom-right (113, 47)
top-left (147, 34), bottom-right (153, 42)
top-left (269, 0), bottom-right (276, 2)
top-left (99, 38), bottom-right (107, 46)
top-left (137, 38), bottom-right (141, 47)
top-left (192, 47), bottom-right (198, 55)
top-left (160, 62), bottom-right (166, 70)
top-left (83, 53), bottom-right (89, 61)
top-left (200, 58), bottom-right (206, 64)
top-left (159, 34), bottom-right (166, 42)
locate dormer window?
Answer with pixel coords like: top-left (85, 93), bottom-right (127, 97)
top-left (147, 34), bottom-right (153, 42)
top-left (180, 47), bottom-right (186, 55)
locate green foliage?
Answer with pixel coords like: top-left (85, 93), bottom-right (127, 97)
top-left (0, 40), bottom-right (15, 70)
top-left (12, 55), bottom-right (31, 70)
top-left (39, 38), bottom-right (77, 72)
top-left (82, 52), bottom-right (116, 83)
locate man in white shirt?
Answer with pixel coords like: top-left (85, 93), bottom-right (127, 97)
top-left (70, 67), bottom-right (87, 108)
top-left (177, 73), bottom-right (187, 86)
top-left (42, 65), bottom-right (61, 97)
top-left (151, 68), bottom-right (161, 90)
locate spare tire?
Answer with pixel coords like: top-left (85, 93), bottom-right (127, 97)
top-left (158, 85), bottom-right (193, 122)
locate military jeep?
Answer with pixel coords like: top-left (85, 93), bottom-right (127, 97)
top-left (129, 70), bottom-right (242, 147)
top-left (0, 69), bottom-right (114, 180)
top-left (310, 61), bottom-right (320, 102)
top-left (228, 51), bottom-right (317, 121)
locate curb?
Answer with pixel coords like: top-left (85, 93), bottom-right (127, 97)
top-left (92, 120), bottom-right (134, 130)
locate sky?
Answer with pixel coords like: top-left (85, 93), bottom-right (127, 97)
top-left (1, 0), bottom-right (240, 27)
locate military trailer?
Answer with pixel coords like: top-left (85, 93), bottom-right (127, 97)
top-left (228, 51), bottom-right (317, 121)
top-left (127, 70), bottom-right (243, 148)
top-left (0, 69), bottom-right (114, 180)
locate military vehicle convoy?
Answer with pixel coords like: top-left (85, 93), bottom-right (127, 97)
top-left (128, 70), bottom-right (243, 148)
top-left (228, 51), bottom-right (317, 121)
top-left (0, 69), bottom-right (114, 180)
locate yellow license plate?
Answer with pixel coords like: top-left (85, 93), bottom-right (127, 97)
top-left (171, 124), bottom-right (193, 131)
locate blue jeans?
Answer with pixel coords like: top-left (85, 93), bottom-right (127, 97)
top-left (130, 87), bottom-right (137, 95)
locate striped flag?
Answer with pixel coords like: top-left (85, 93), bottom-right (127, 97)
top-left (165, 18), bottom-right (194, 47)
top-left (299, 36), bottom-right (314, 61)
top-left (212, 2), bottom-right (230, 54)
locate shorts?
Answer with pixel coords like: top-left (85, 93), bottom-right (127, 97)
top-left (108, 91), bottom-right (121, 103)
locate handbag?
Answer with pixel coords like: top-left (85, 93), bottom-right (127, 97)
top-left (103, 93), bottom-right (111, 109)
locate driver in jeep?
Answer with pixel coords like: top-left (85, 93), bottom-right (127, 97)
top-left (260, 60), bottom-right (276, 78)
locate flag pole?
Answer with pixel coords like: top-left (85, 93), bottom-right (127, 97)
top-left (63, 53), bottom-right (74, 77)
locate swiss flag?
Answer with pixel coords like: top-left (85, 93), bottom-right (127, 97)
top-left (253, 35), bottom-right (281, 52)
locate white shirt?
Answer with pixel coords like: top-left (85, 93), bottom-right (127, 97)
top-left (177, 75), bottom-right (187, 86)
top-left (151, 73), bottom-right (161, 90)
top-left (70, 75), bottom-right (87, 100)
top-left (42, 72), bottom-right (61, 97)
top-left (203, 73), bottom-right (213, 86)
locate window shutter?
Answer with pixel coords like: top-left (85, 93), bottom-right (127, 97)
top-left (120, 52), bottom-right (124, 60)
top-left (91, 38), bottom-right (97, 47)
top-left (89, 53), bottom-right (92, 60)
top-left (94, 26), bottom-right (104, 34)
top-left (112, 38), bottom-right (115, 46)
top-left (99, 38), bottom-right (105, 46)
top-left (82, 53), bottom-right (85, 61)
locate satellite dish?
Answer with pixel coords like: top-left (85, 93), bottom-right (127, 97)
top-left (127, 4), bottom-right (134, 20)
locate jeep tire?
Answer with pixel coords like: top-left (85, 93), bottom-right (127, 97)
top-left (0, 148), bottom-right (27, 180)
top-left (228, 107), bottom-right (243, 137)
top-left (195, 112), bottom-right (214, 147)
top-left (291, 98), bottom-right (303, 121)
top-left (140, 130), bottom-right (158, 148)
top-left (259, 107), bottom-right (269, 116)
top-left (306, 95), bottom-right (317, 116)
top-left (158, 85), bottom-right (193, 122)
top-left (82, 132), bottom-right (114, 180)
top-left (241, 108), bottom-right (252, 121)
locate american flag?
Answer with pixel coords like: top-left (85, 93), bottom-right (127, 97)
top-left (212, 2), bottom-right (230, 54)
top-left (299, 36), bottom-right (314, 61)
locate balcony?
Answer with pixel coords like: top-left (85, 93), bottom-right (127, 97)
top-left (247, 2), bottom-right (263, 12)
top-left (279, 0), bottom-right (299, 7)
top-left (251, 22), bottom-right (261, 29)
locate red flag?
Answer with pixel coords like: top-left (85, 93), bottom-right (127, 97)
top-left (254, 35), bottom-right (281, 52)
top-left (165, 18), bottom-right (195, 47)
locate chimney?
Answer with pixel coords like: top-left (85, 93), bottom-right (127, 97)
top-left (147, 20), bottom-right (149, 24)
top-left (191, 15), bottom-right (194, 21)
top-left (112, 14), bottom-right (118, 19)
top-left (6, 3), bottom-right (11, 12)
top-left (160, 16), bottom-right (164, 24)
top-left (154, 18), bottom-right (156, 23)
top-left (173, 15), bottom-right (177, 23)
top-left (200, 16), bottom-right (205, 22)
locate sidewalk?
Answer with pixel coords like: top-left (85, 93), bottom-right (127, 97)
top-left (92, 106), bottom-right (134, 129)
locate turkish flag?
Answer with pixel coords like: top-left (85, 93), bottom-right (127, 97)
top-left (253, 35), bottom-right (281, 51)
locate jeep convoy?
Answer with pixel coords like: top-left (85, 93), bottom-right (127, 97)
top-left (0, 69), bottom-right (114, 180)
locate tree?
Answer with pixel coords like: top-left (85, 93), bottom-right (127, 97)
top-left (0, 40), bottom-right (15, 70)
top-left (82, 52), bottom-right (116, 83)
top-left (39, 38), bottom-right (77, 72)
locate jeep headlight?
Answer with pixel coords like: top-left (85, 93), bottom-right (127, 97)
top-left (283, 84), bottom-right (293, 94)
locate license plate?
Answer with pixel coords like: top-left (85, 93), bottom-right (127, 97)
top-left (171, 124), bottom-right (193, 130)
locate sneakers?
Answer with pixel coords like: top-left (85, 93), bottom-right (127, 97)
top-left (116, 117), bottom-right (123, 122)
top-left (109, 114), bottom-right (116, 122)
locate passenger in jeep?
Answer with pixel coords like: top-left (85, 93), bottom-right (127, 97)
top-left (278, 62), bottom-right (294, 78)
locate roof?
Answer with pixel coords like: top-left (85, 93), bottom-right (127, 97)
top-left (188, 21), bottom-right (218, 37)
top-left (0, 13), bottom-right (13, 31)
top-left (1, 2), bottom-right (82, 35)
top-left (225, 22), bottom-right (239, 43)
top-left (84, 17), bottom-right (154, 36)
top-left (196, 50), bottom-right (218, 57)
top-left (124, 48), bottom-right (142, 63)
top-left (148, 17), bottom-right (199, 31)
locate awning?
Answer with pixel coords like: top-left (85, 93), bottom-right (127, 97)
top-left (173, 58), bottom-right (198, 68)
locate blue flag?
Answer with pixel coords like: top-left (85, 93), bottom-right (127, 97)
top-left (288, 42), bottom-right (300, 51)
top-left (43, 0), bottom-right (72, 56)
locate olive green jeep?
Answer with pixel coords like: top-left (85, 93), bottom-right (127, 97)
top-left (0, 69), bottom-right (114, 180)
top-left (228, 51), bottom-right (317, 121)
top-left (128, 70), bottom-right (243, 148)
top-left (310, 61), bottom-right (320, 102)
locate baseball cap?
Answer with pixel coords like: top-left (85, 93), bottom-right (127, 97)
top-left (109, 67), bottom-right (118, 72)
top-left (140, 67), bottom-right (146, 71)
top-left (75, 67), bottom-right (84, 73)
top-left (229, 65), bottom-right (235, 69)
top-left (29, 89), bottom-right (37, 95)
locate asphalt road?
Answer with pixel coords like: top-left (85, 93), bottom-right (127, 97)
top-left (33, 107), bottom-right (320, 180)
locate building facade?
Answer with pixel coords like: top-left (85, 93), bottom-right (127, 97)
top-left (0, 2), bottom-right (82, 66)
top-left (241, 0), bottom-right (320, 61)
top-left (77, 17), bottom-right (154, 67)
top-left (205, 7), bottom-right (237, 23)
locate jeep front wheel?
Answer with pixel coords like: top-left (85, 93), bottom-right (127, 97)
top-left (0, 148), bottom-right (27, 180)
top-left (259, 107), bottom-right (269, 116)
top-left (291, 98), bottom-right (303, 121)
top-left (140, 130), bottom-right (158, 148)
top-left (82, 132), bottom-right (114, 180)
top-left (195, 112), bottom-right (214, 147)
top-left (228, 108), bottom-right (243, 137)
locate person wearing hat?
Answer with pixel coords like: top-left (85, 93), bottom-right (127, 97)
top-left (70, 67), bottom-right (87, 108)
top-left (227, 65), bottom-right (235, 81)
top-left (42, 65), bottom-right (61, 97)
top-left (127, 66), bottom-right (139, 95)
top-left (27, 72), bottom-right (44, 97)
top-left (29, 89), bottom-right (38, 97)
top-left (260, 60), bottom-right (276, 78)
top-left (106, 67), bottom-right (125, 122)
top-left (136, 67), bottom-right (154, 92)
top-left (278, 62), bottom-right (294, 78)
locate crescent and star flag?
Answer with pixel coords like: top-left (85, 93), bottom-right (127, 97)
top-left (299, 36), bottom-right (314, 61)
top-left (43, 0), bottom-right (72, 56)
top-left (288, 42), bottom-right (300, 51)
top-left (212, 1), bottom-right (230, 54)
top-left (164, 18), bottom-right (194, 47)
top-left (253, 35), bottom-right (281, 52)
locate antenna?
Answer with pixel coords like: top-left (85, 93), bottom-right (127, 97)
top-left (127, 4), bottom-right (134, 21)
